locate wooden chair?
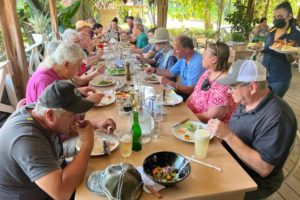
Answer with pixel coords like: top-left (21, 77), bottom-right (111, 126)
top-left (0, 61), bottom-right (18, 113)
top-left (284, 131), bottom-right (300, 182)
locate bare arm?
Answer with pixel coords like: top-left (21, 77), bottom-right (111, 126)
top-left (160, 76), bottom-right (194, 95)
top-left (143, 50), bottom-right (156, 59)
top-left (35, 121), bottom-right (94, 200)
top-left (207, 119), bottom-right (274, 177)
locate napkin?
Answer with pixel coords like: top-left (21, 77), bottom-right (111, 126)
top-left (136, 166), bottom-right (165, 193)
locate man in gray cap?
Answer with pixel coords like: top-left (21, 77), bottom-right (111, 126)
top-left (0, 80), bottom-right (101, 200)
top-left (207, 60), bottom-right (297, 199)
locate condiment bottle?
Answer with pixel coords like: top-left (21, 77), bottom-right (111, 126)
top-left (125, 62), bottom-right (131, 81)
top-left (132, 111), bottom-right (142, 151)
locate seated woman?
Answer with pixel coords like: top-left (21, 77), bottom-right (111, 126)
top-left (186, 41), bottom-right (236, 123)
top-left (252, 17), bottom-right (269, 42)
top-left (103, 17), bottom-right (122, 42)
top-left (137, 28), bottom-right (177, 70)
top-left (131, 27), bottom-right (157, 59)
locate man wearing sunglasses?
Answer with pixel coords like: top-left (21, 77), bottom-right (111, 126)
top-left (207, 60), bottom-right (297, 199)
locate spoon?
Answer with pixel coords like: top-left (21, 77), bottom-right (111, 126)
top-left (175, 155), bottom-right (194, 179)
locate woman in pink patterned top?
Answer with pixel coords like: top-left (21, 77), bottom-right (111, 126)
top-left (186, 42), bottom-right (236, 123)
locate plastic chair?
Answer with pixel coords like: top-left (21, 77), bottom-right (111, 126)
top-left (284, 131), bottom-right (300, 182)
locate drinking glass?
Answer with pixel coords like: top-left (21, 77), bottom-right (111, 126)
top-left (116, 129), bottom-right (132, 157)
top-left (194, 129), bottom-right (211, 159)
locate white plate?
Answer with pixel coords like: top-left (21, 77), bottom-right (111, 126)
top-left (90, 78), bottom-right (115, 87)
top-left (143, 75), bottom-right (160, 84)
top-left (172, 121), bottom-right (213, 143)
top-left (95, 94), bottom-right (116, 107)
top-left (76, 132), bottom-right (119, 156)
top-left (269, 46), bottom-right (300, 54)
top-left (163, 93), bottom-right (183, 106)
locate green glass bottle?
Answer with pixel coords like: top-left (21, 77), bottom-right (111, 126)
top-left (132, 111), bottom-right (142, 151)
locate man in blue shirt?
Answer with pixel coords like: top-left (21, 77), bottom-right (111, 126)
top-left (145, 35), bottom-right (206, 100)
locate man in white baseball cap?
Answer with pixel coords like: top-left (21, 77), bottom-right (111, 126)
top-left (207, 59), bottom-right (297, 199)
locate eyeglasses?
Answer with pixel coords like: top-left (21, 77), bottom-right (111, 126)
top-left (201, 78), bottom-right (211, 91)
top-left (229, 82), bottom-right (250, 90)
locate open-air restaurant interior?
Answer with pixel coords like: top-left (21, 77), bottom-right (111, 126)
top-left (0, 0), bottom-right (300, 199)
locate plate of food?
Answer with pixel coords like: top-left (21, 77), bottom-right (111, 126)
top-left (163, 93), bottom-right (183, 106)
top-left (95, 93), bottom-right (116, 107)
top-left (270, 45), bottom-right (300, 54)
top-left (76, 132), bottom-right (119, 156)
top-left (172, 121), bottom-right (212, 143)
top-left (246, 42), bottom-right (264, 51)
top-left (143, 75), bottom-right (160, 84)
top-left (90, 77), bottom-right (115, 87)
top-left (106, 67), bottom-right (125, 76)
top-left (269, 39), bottom-right (300, 54)
top-left (138, 63), bottom-right (151, 70)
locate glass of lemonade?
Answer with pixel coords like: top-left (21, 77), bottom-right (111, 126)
top-left (194, 129), bottom-right (211, 159)
top-left (117, 130), bottom-right (132, 157)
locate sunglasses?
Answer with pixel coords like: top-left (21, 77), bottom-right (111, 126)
top-left (201, 78), bottom-right (211, 91)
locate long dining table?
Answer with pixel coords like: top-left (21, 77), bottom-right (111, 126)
top-left (75, 70), bottom-right (257, 200)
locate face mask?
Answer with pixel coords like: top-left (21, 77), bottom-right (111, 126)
top-left (273, 18), bottom-right (287, 28)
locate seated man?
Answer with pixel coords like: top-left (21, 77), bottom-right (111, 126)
top-left (26, 42), bottom-right (103, 104)
top-left (145, 35), bottom-right (205, 100)
top-left (0, 81), bottom-right (103, 199)
top-left (207, 60), bottom-right (297, 200)
top-left (132, 23), bottom-right (148, 48)
top-left (138, 28), bottom-right (177, 70)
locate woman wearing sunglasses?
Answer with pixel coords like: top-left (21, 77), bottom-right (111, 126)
top-left (186, 41), bottom-right (236, 123)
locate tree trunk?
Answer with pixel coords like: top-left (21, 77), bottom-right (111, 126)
top-left (264, 0), bottom-right (270, 17)
top-left (0, 0), bottom-right (29, 99)
top-left (246, 0), bottom-right (255, 21)
top-left (204, 0), bottom-right (212, 30)
top-left (297, 7), bottom-right (300, 25)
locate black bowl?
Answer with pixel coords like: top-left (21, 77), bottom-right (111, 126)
top-left (143, 151), bottom-right (191, 186)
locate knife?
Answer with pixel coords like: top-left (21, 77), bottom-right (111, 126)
top-left (103, 139), bottom-right (111, 155)
top-left (172, 118), bottom-right (190, 128)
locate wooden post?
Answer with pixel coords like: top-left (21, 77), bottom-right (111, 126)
top-left (0, 0), bottom-right (29, 99)
top-left (157, 0), bottom-right (168, 28)
top-left (49, 0), bottom-right (60, 39)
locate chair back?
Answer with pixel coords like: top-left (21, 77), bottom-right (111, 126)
top-left (0, 61), bottom-right (18, 113)
top-left (284, 131), bottom-right (300, 182)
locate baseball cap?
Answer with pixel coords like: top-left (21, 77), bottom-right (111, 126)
top-left (86, 162), bottom-right (143, 200)
top-left (217, 60), bottom-right (267, 85)
top-left (38, 80), bottom-right (94, 113)
top-left (76, 20), bottom-right (91, 30)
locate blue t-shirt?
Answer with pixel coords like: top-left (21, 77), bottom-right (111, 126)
top-left (262, 24), bottom-right (300, 83)
top-left (154, 48), bottom-right (177, 70)
top-left (169, 51), bottom-right (205, 86)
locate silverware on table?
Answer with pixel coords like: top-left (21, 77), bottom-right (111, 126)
top-left (172, 118), bottom-right (190, 128)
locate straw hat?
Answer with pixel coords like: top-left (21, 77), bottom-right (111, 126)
top-left (75, 20), bottom-right (91, 30)
top-left (149, 27), bottom-right (171, 44)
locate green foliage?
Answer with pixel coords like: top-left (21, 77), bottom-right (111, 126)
top-left (26, 10), bottom-right (51, 33)
top-left (225, 0), bottom-right (259, 41)
top-left (168, 28), bottom-right (214, 39)
top-left (0, 29), bottom-right (6, 62)
top-left (58, 1), bottom-right (81, 29)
